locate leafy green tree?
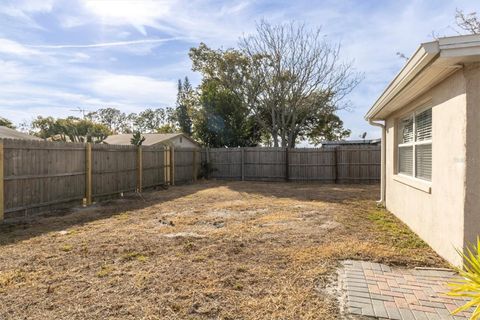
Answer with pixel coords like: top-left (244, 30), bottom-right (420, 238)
top-left (239, 21), bottom-right (361, 147)
top-left (176, 77), bottom-right (194, 135)
top-left (189, 44), bottom-right (262, 147)
top-left (0, 117), bottom-right (16, 129)
top-left (86, 107), bottom-right (129, 133)
top-left (189, 22), bottom-right (360, 148)
top-left (156, 124), bottom-right (177, 134)
top-left (130, 131), bottom-right (146, 146)
top-left (306, 114), bottom-right (351, 145)
top-left (30, 116), bottom-right (59, 139)
top-left (87, 107), bottom-right (177, 134)
top-left (133, 108), bottom-right (166, 133)
top-left (194, 80), bottom-right (260, 147)
top-left (263, 91), bottom-right (351, 146)
top-left (31, 116), bottom-right (111, 143)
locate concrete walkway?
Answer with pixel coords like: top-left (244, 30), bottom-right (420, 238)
top-left (340, 260), bottom-right (473, 319)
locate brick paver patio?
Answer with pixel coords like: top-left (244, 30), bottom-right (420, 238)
top-left (341, 260), bottom-right (473, 319)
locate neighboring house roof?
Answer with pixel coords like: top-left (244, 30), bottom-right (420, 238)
top-left (0, 126), bottom-right (42, 140)
top-left (365, 34), bottom-right (480, 121)
top-left (103, 133), bottom-right (200, 147)
top-left (321, 139), bottom-right (381, 146)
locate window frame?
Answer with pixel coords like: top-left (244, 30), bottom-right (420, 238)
top-left (396, 104), bottom-right (432, 182)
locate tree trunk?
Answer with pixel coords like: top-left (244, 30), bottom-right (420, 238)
top-left (272, 131), bottom-right (279, 147)
top-left (289, 132), bottom-right (297, 148)
top-left (280, 128), bottom-right (287, 147)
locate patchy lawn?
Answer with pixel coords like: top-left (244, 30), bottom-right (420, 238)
top-left (0, 181), bottom-right (446, 319)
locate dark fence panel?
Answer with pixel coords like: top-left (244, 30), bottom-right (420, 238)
top-left (2, 139), bottom-right (86, 217)
top-left (0, 139), bottom-right (379, 221)
top-left (1, 139), bottom-right (199, 220)
top-left (204, 146), bottom-right (380, 183)
top-left (174, 148), bottom-right (200, 184)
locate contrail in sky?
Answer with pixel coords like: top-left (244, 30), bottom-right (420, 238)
top-left (28, 37), bottom-right (183, 49)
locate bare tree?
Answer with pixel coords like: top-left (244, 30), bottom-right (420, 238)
top-left (240, 21), bottom-right (362, 147)
top-left (455, 9), bottom-right (480, 34)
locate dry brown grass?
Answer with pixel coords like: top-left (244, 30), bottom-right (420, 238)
top-left (0, 181), bottom-right (446, 319)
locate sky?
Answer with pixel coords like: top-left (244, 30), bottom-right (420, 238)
top-left (0, 0), bottom-right (478, 141)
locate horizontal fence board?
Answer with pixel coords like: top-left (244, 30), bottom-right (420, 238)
top-left (3, 139), bottom-right (86, 216)
top-left (91, 144), bottom-right (137, 198)
top-left (1, 138), bottom-right (200, 219)
top-left (1, 138), bottom-right (379, 221)
top-left (174, 148), bottom-right (199, 184)
top-left (206, 146), bottom-right (380, 183)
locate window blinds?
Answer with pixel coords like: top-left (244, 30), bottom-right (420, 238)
top-left (416, 144), bottom-right (432, 180)
top-left (397, 106), bottom-right (432, 181)
top-left (399, 116), bottom-right (414, 144)
top-left (415, 108), bottom-right (432, 142)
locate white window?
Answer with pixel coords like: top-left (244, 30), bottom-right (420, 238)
top-left (398, 106), bottom-right (432, 181)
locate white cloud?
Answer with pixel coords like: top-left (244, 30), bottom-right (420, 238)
top-left (0, 60), bottom-right (29, 81)
top-left (0, 0), bottom-right (56, 29)
top-left (89, 73), bottom-right (177, 105)
top-left (0, 0), bottom-right (55, 18)
top-left (65, 0), bottom-right (254, 44)
top-left (1, 0), bottom-right (479, 140)
top-left (68, 52), bottom-right (90, 63)
top-left (83, 0), bottom-right (172, 35)
top-left (0, 38), bottom-right (40, 56)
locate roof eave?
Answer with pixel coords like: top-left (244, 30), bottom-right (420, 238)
top-left (365, 34), bottom-right (480, 121)
top-left (365, 41), bottom-right (440, 121)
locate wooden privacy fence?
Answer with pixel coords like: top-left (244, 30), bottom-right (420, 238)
top-left (0, 139), bottom-right (200, 221)
top-left (204, 146), bottom-right (381, 183)
top-left (0, 139), bottom-right (379, 222)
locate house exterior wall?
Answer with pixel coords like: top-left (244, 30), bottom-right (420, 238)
top-left (464, 64), bottom-right (480, 250)
top-left (168, 136), bottom-right (199, 149)
top-left (384, 70), bottom-right (467, 266)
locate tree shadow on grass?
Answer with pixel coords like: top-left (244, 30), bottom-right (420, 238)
top-left (0, 182), bottom-right (211, 246)
top-left (217, 179), bottom-right (380, 203)
top-left (0, 180), bottom-right (379, 247)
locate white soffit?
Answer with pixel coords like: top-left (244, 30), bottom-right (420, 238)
top-left (366, 34), bottom-right (480, 121)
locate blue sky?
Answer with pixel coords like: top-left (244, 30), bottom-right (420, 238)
top-left (0, 0), bottom-right (477, 140)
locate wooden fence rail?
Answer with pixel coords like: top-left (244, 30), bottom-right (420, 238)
top-left (0, 139), bottom-right (200, 220)
top-left (0, 139), bottom-right (379, 222)
top-left (204, 146), bottom-right (380, 183)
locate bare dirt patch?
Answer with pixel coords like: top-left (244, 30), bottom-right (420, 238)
top-left (0, 181), bottom-right (446, 319)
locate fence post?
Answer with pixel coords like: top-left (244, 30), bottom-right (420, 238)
top-left (85, 143), bottom-right (92, 205)
top-left (170, 146), bottom-right (175, 185)
top-left (192, 149), bottom-right (197, 181)
top-left (0, 140), bottom-right (4, 222)
top-left (164, 146), bottom-right (168, 185)
top-left (137, 146), bottom-right (143, 192)
top-left (205, 147), bottom-right (210, 179)
top-left (334, 147), bottom-right (339, 184)
top-left (285, 147), bottom-right (290, 182)
top-left (241, 148), bottom-right (245, 181)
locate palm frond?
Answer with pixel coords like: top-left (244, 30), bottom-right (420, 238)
top-left (447, 237), bottom-right (480, 319)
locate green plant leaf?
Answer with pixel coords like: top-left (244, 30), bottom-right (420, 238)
top-left (447, 236), bottom-right (480, 319)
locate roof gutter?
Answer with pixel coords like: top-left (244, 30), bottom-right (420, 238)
top-left (369, 119), bottom-right (386, 206)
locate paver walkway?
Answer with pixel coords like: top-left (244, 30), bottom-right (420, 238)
top-left (341, 260), bottom-right (473, 319)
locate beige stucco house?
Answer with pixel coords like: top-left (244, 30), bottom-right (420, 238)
top-left (104, 133), bottom-right (200, 149)
top-left (365, 34), bottom-right (480, 266)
